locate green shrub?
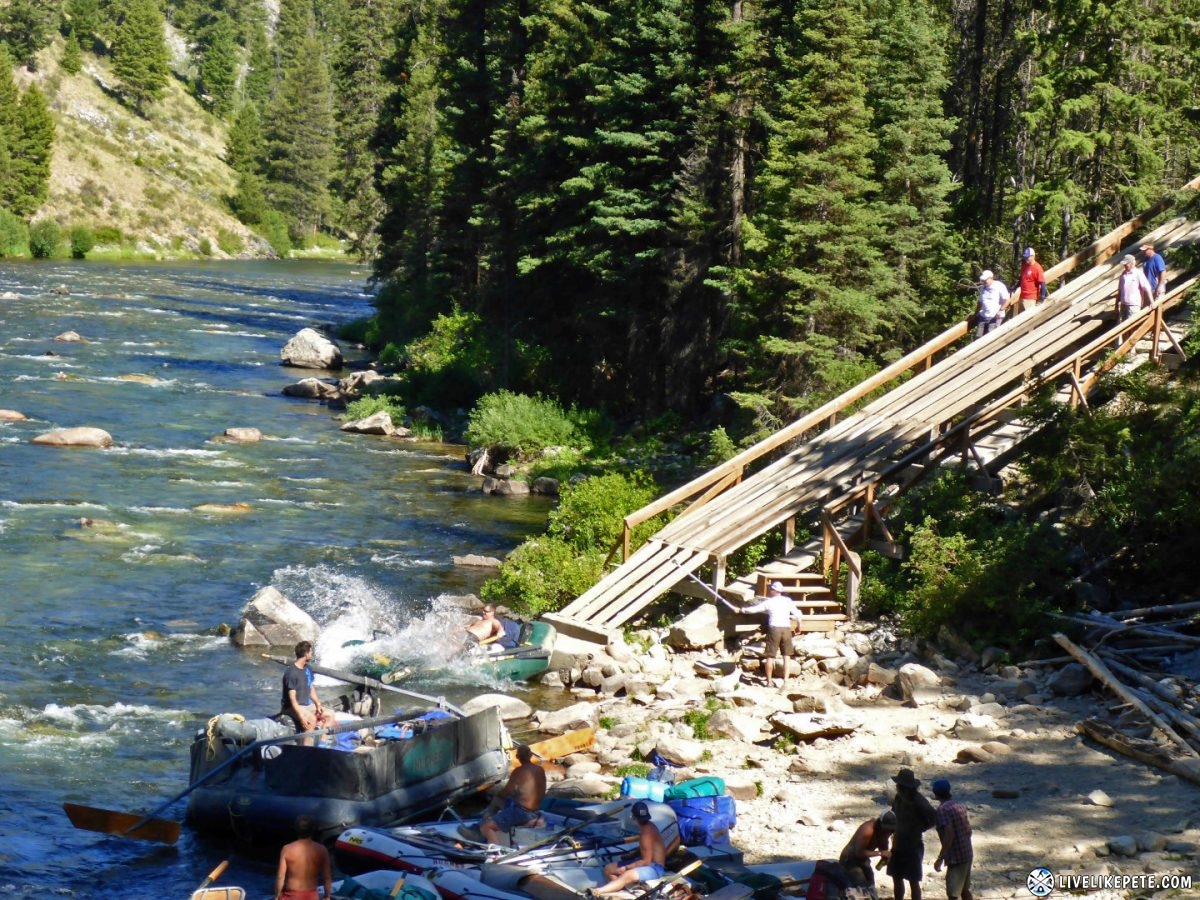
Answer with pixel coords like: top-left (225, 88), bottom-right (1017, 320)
top-left (28, 219), bottom-right (63, 258)
top-left (615, 762), bottom-right (651, 779)
top-left (216, 229), bottom-right (243, 256)
top-left (465, 391), bottom-right (579, 459)
top-left (548, 471), bottom-right (660, 552)
top-left (400, 309), bottom-right (495, 408)
top-left (704, 426), bottom-right (738, 466)
top-left (480, 537), bottom-right (606, 618)
top-left (70, 225), bottom-right (95, 259)
top-left (93, 225), bottom-right (124, 245)
top-left (338, 317), bottom-right (373, 344)
top-left (410, 421), bottom-right (444, 442)
top-left (342, 396), bottom-right (405, 423)
top-left (0, 209), bottom-right (28, 257)
top-left (378, 342), bottom-right (405, 369)
top-left (198, 237), bottom-right (213, 256)
top-left (258, 211), bottom-right (292, 258)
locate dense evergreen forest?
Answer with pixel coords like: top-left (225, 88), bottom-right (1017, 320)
top-left (2, 0), bottom-right (1199, 424)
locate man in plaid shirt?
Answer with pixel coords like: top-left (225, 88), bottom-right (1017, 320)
top-left (932, 778), bottom-right (974, 900)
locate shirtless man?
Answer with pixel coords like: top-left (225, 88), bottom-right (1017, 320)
top-left (592, 802), bottom-right (666, 895)
top-left (479, 744), bottom-right (547, 844)
top-left (464, 604), bottom-right (506, 651)
top-left (275, 816), bottom-right (332, 900)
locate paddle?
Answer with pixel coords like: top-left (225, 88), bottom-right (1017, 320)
top-left (195, 860), bottom-right (230, 892)
top-left (497, 800), bottom-right (629, 863)
top-left (260, 655), bottom-right (465, 717)
top-left (630, 860), bottom-right (704, 900)
top-left (64, 711), bottom-right (415, 843)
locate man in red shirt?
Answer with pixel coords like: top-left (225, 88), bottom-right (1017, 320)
top-left (1017, 247), bottom-right (1046, 313)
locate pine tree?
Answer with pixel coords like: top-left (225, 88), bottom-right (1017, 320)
top-left (113, 0), bottom-right (171, 114)
top-left (65, 0), bottom-right (102, 52)
top-left (732, 0), bottom-right (897, 413)
top-left (263, 34), bottom-right (335, 240)
top-left (61, 30), bottom-right (84, 75)
top-left (10, 85), bottom-right (54, 217)
top-left (272, 0), bottom-right (316, 84)
top-left (226, 101), bottom-right (265, 175)
top-left (330, 0), bottom-right (400, 257)
top-left (0, 46), bottom-right (18, 208)
top-left (242, 17), bottom-right (273, 108)
top-left (199, 13), bottom-right (239, 116)
top-left (866, 0), bottom-right (961, 336)
top-left (0, 0), bottom-right (57, 70)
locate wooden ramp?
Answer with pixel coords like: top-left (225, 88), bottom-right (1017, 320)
top-left (545, 192), bottom-right (1200, 645)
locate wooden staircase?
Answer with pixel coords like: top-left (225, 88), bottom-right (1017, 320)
top-left (542, 180), bottom-right (1200, 645)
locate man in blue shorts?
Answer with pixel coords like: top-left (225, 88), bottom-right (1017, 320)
top-left (479, 744), bottom-right (547, 844)
top-left (593, 802), bottom-right (666, 895)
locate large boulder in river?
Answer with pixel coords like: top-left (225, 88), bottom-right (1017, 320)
top-left (231, 586), bottom-right (319, 648)
top-left (0, 409), bottom-right (28, 421)
top-left (282, 377), bottom-right (341, 400)
top-left (31, 427), bottom-right (113, 448)
top-left (281, 328), bottom-right (343, 370)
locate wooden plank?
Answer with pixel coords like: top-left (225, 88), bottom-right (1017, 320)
top-left (514, 728), bottom-right (596, 764)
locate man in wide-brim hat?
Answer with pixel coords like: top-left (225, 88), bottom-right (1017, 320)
top-left (888, 768), bottom-right (937, 900)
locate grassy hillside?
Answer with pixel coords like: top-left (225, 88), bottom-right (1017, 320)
top-left (14, 34), bottom-right (272, 260)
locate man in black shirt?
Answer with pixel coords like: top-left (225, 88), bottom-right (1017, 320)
top-left (279, 640), bottom-right (325, 745)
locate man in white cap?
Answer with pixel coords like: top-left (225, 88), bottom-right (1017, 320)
top-left (975, 269), bottom-right (1010, 337)
top-left (739, 580), bottom-right (801, 689)
top-left (1115, 254), bottom-right (1154, 321)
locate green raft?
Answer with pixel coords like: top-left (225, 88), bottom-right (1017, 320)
top-left (353, 620), bottom-right (557, 684)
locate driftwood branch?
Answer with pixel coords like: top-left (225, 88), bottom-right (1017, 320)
top-left (1053, 633), bottom-right (1199, 757)
top-left (1110, 599), bottom-right (1200, 621)
top-left (1077, 719), bottom-right (1200, 787)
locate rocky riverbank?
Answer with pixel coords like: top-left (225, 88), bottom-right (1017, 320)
top-left (499, 615), bottom-right (1200, 900)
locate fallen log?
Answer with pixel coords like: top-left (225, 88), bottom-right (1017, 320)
top-left (1053, 633), bottom-right (1199, 757)
top-left (1077, 718), bottom-right (1200, 787)
top-left (1110, 599), bottom-right (1200, 621)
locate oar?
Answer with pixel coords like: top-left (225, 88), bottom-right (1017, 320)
top-left (260, 655), bottom-right (465, 717)
top-left (630, 860), bottom-right (704, 900)
top-left (497, 800), bottom-right (629, 863)
top-left (64, 711), bottom-right (412, 843)
top-left (195, 860), bottom-right (230, 892)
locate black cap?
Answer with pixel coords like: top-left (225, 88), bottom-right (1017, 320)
top-left (632, 801), bottom-right (652, 822)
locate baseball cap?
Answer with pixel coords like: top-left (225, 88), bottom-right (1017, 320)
top-left (1022, 247), bottom-right (1034, 259)
top-left (631, 801), bottom-right (652, 822)
top-left (932, 778), bottom-right (952, 796)
top-left (979, 270), bottom-right (993, 283)
top-left (1122, 254), bottom-right (1136, 265)
top-left (769, 581), bottom-right (784, 592)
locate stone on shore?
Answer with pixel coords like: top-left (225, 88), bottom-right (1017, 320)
top-left (341, 410), bottom-right (396, 435)
top-left (461, 693), bottom-right (533, 721)
top-left (282, 377), bottom-right (341, 400)
top-left (31, 427), bottom-right (113, 448)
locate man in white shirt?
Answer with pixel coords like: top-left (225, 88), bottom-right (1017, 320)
top-left (739, 581), bottom-right (801, 689)
top-left (1115, 254), bottom-right (1154, 321)
top-left (975, 270), bottom-right (1010, 338)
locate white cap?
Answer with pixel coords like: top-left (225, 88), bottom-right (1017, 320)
top-left (979, 270), bottom-right (994, 283)
top-left (1022, 247), bottom-right (1034, 259)
top-left (1122, 255), bottom-right (1136, 265)
top-left (769, 581), bottom-right (784, 592)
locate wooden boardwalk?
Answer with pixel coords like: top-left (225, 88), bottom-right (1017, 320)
top-left (545, 190), bottom-right (1200, 645)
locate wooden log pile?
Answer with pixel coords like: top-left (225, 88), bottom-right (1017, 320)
top-left (1049, 604), bottom-right (1200, 785)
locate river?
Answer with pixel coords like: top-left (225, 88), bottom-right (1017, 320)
top-left (0, 260), bottom-right (553, 898)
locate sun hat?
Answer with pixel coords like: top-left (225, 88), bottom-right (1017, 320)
top-left (1122, 255), bottom-right (1136, 265)
top-left (979, 270), bottom-right (993, 283)
top-left (631, 801), bottom-right (652, 822)
top-left (892, 768), bottom-right (920, 789)
top-left (932, 778), bottom-right (952, 797)
top-left (1022, 247), bottom-right (1034, 259)
top-left (769, 581), bottom-right (784, 592)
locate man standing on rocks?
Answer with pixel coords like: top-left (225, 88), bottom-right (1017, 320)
top-left (888, 768), bottom-right (937, 900)
top-left (738, 581), bottom-right (801, 690)
top-left (932, 778), bottom-right (974, 900)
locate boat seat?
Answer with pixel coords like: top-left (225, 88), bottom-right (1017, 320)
top-left (192, 889), bottom-right (245, 900)
top-left (511, 825), bottom-right (561, 846)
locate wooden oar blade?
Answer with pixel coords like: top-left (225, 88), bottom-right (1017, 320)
top-left (63, 802), bottom-right (181, 844)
